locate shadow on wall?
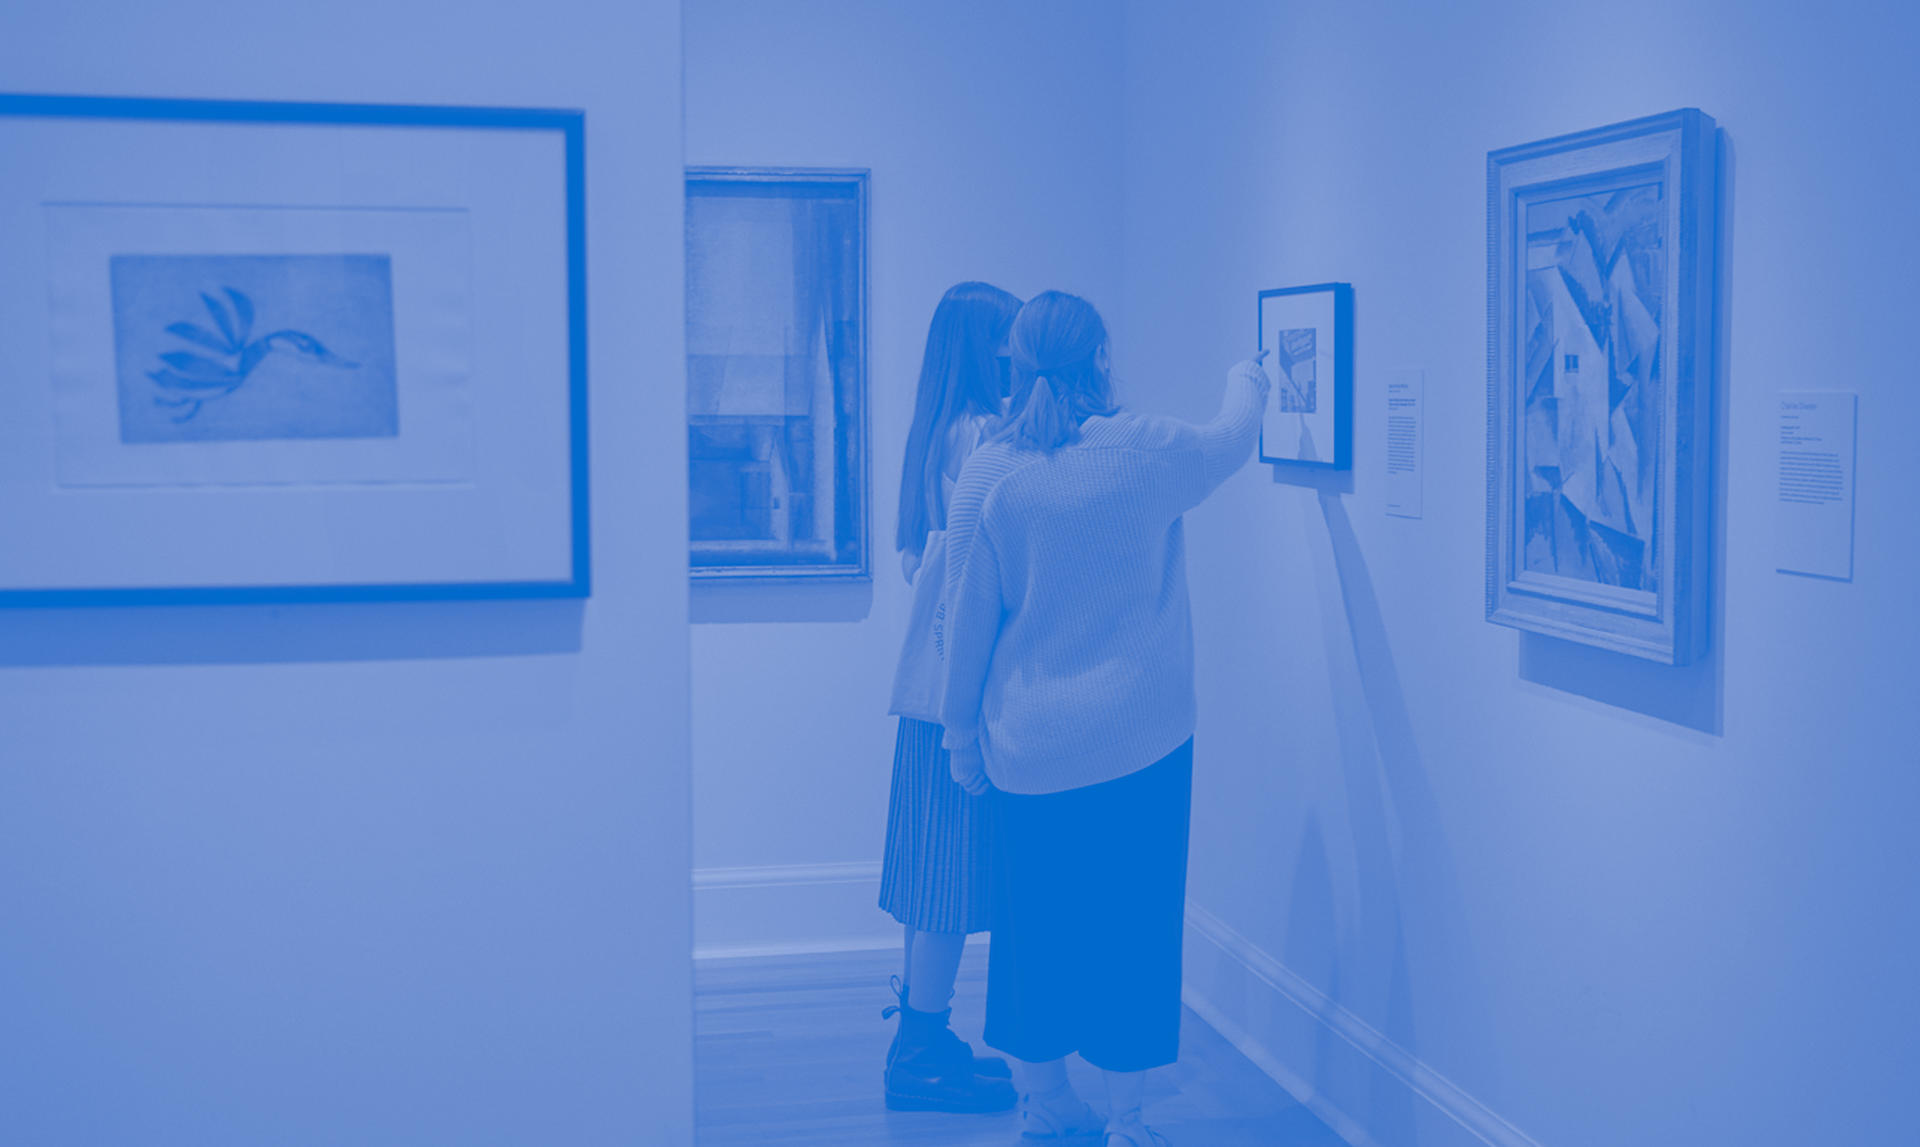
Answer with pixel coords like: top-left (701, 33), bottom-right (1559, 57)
top-left (0, 599), bottom-right (584, 667)
top-left (1517, 129), bottom-right (1734, 739)
top-left (1296, 471), bottom-right (1472, 1145)
top-left (1265, 388), bottom-right (1487, 1141)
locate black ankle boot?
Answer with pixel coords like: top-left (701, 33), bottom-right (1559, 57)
top-left (882, 990), bottom-right (1016, 1113)
top-left (884, 976), bottom-right (1012, 1079)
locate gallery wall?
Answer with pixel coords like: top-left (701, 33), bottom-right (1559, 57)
top-left (1119, 2), bottom-right (1919, 1145)
top-left (0, 3), bottom-right (695, 1145)
top-left (683, 0), bottom-right (1126, 951)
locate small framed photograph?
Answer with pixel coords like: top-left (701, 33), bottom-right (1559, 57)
top-left (1258, 282), bottom-right (1352, 469)
top-left (0, 93), bottom-right (589, 604)
top-left (1485, 108), bottom-right (1718, 664)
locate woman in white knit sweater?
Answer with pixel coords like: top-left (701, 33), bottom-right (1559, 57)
top-left (939, 290), bottom-right (1270, 1147)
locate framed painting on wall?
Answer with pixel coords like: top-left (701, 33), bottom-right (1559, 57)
top-left (684, 167), bottom-right (869, 580)
top-left (1486, 108), bottom-right (1718, 664)
top-left (0, 93), bottom-right (589, 604)
top-left (1258, 282), bottom-right (1352, 469)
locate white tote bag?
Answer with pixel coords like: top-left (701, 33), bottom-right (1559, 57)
top-left (887, 526), bottom-right (952, 723)
top-left (889, 415), bottom-right (987, 723)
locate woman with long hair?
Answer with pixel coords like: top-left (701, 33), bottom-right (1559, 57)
top-left (877, 281), bottom-right (1023, 1114)
top-left (939, 291), bottom-right (1270, 1146)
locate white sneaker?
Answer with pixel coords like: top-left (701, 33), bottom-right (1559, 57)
top-left (1104, 1122), bottom-right (1171, 1147)
top-left (1018, 1085), bottom-right (1103, 1141)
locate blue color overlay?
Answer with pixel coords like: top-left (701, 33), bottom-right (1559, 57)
top-left (3, 5), bottom-right (1919, 1147)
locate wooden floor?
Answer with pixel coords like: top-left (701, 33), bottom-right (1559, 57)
top-left (694, 945), bottom-right (1346, 1146)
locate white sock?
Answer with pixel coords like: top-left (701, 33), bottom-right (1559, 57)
top-left (1025, 1081), bottom-right (1098, 1136)
top-left (1102, 1067), bottom-right (1147, 1129)
top-left (1011, 1056), bottom-right (1070, 1096)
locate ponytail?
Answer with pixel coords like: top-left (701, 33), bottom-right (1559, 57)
top-left (993, 291), bottom-right (1117, 453)
top-left (1001, 373), bottom-right (1079, 451)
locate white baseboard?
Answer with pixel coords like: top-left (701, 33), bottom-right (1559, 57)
top-left (692, 861), bottom-right (900, 960)
top-left (1183, 902), bottom-right (1542, 1147)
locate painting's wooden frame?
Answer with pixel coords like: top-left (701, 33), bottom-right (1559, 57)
top-left (0, 92), bottom-right (591, 605)
top-left (1486, 108), bottom-right (1717, 664)
top-left (1257, 282), bottom-right (1353, 470)
top-left (684, 166), bottom-right (871, 582)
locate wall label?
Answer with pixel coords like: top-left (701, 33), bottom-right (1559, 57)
top-left (1386, 369), bottom-right (1423, 518)
top-left (1776, 390), bottom-right (1857, 581)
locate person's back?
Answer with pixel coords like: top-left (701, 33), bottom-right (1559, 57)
top-left (944, 407), bottom-right (1250, 792)
top-left (939, 293), bottom-right (1267, 797)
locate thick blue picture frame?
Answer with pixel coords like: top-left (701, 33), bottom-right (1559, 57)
top-left (1256, 281), bottom-right (1353, 470)
top-left (0, 92), bottom-right (590, 606)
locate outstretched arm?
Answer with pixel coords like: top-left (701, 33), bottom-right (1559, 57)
top-left (1191, 351), bottom-right (1272, 501)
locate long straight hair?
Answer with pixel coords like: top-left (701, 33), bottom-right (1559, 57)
top-left (993, 290), bottom-right (1117, 452)
top-left (896, 282), bottom-right (1023, 558)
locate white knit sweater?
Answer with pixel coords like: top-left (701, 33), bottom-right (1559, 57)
top-left (939, 364), bottom-right (1269, 794)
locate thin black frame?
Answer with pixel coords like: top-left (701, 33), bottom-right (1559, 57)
top-left (1257, 281), bottom-right (1353, 470)
top-left (684, 165), bottom-right (871, 582)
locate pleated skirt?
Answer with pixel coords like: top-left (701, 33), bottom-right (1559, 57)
top-left (878, 716), bottom-right (995, 934)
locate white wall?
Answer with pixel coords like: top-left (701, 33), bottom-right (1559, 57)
top-left (1121, 2), bottom-right (1920, 1145)
top-left (0, 4), bottom-right (694, 1144)
top-left (683, 0), bottom-right (1125, 950)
